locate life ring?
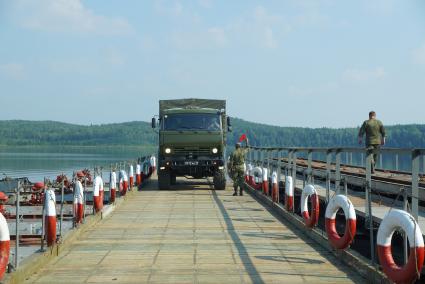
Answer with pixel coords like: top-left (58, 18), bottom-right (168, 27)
top-left (129, 164), bottom-right (134, 189)
top-left (377, 209), bottom-right (424, 284)
top-left (271, 171), bottom-right (278, 203)
top-left (74, 180), bottom-right (84, 224)
top-left (93, 176), bottom-right (103, 213)
top-left (250, 167), bottom-right (262, 190)
top-left (285, 176), bottom-right (293, 211)
top-left (245, 163), bottom-right (252, 183)
top-left (119, 170), bottom-right (128, 196)
top-left (44, 189), bottom-right (56, 247)
top-left (110, 171), bottom-right (117, 203)
top-left (262, 168), bottom-right (269, 195)
top-left (325, 194), bottom-right (356, 250)
top-left (0, 213), bottom-right (10, 280)
top-left (300, 184), bottom-right (319, 228)
top-left (136, 164), bottom-right (141, 186)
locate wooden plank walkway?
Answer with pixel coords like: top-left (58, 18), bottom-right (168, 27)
top-left (24, 178), bottom-right (363, 284)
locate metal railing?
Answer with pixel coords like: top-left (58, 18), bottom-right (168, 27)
top-left (4, 155), bottom-right (154, 271)
top-left (246, 146), bottom-right (425, 267)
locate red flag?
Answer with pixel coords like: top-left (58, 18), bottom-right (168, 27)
top-left (238, 134), bottom-right (247, 142)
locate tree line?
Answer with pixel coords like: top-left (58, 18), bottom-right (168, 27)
top-left (0, 119), bottom-right (424, 148)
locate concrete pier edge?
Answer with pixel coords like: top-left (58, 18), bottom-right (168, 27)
top-left (244, 183), bottom-right (390, 284)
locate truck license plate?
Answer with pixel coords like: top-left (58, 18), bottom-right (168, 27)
top-left (184, 161), bottom-right (198, 166)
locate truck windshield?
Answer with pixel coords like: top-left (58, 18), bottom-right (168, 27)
top-left (162, 113), bottom-right (221, 131)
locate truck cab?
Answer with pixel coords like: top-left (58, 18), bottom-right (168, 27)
top-left (152, 99), bottom-right (230, 190)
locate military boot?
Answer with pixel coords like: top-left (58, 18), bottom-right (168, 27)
top-left (239, 189), bottom-right (243, 196)
top-left (233, 187), bottom-right (238, 196)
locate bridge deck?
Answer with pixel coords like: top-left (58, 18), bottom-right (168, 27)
top-left (25, 178), bottom-right (363, 284)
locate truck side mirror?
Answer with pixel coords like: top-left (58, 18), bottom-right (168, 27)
top-left (227, 117), bottom-right (232, 132)
top-left (151, 117), bottom-right (156, 129)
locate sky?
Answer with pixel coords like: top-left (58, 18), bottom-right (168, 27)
top-left (0, 0), bottom-right (425, 128)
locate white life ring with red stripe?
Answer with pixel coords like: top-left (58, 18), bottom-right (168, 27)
top-left (44, 189), bottom-right (57, 247)
top-left (110, 171), bottom-right (117, 203)
top-left (377, 209), bottom-right (424, 284)
top-left (251, 167), bottom-right (262, 190)
top-left (93, 176), bottom-right (103, 213)
top-left (301, 184), bottom-right (319, 228)
top-left (74, 180), bottom-right (84, 224)
top-left (271, 171), bottom-right (278, 203)
top-left (0, 213), bottom-right (10, 280)
top-left (245, 163), bottom-right (252, 183)
top-left (325, 194), bottom-right (356, 250)
top-left (262, 168), bottom-right (269, 195)
top-left (285, 176), bottom-right (293, 211)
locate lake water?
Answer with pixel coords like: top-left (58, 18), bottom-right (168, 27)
top-left (0, 146), bottom-right (155, 183)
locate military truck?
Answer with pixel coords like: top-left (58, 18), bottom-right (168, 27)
top-left (151, 99), bottom-right (231, 190)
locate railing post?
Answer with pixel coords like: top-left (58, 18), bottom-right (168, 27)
top-left (411, 149), bottom-right (420, 221)
top-left (335, 149), bottom-right (341, 194)
top-left (292, 150), bottom-right (297, 213)
top-left (403, 187), bottom-right (408, 264)
top-left (83, 176), bottom-right (87, 221)
top-left (278, 149), bottom-right (282, 202)
top-left (15, 180), bottom-right (20, 268)
top-left (288, 150), bottom-right (293, 176)
top-left (379, 154), bottom-right (383, 170)
top-left (395, 154), bottom-right (399, 171)
top-left (365, 153), bottom-right (372, 217)
top-left (307, 150), bottom-right (312, 184)
top-left (267, 149), bottom-right (270, 176)
top-left (59, 178), bottom-right (65, 239)
top-left (350, 152), bottom-right (353, 166)
top-left (40, 178), bottom-right (46, 252)
top-left (326, 150), bottom-right (332, 203)
top-left (423, 154), bottom-right (425, 175)
top-left (344, 176), bottom-right (348, 196)
top-left (365, 151), bottom-right (375, 264)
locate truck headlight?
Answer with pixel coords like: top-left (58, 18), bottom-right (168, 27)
top-left (212, 147), bottom-right (218, 154)
top-left (165, 148), bottom-right (171, 154)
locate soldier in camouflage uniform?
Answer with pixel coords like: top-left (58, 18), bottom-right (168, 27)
top-left (229, 140), bottom-right (249, 196)
top-left (358, 111), bottom-right (386, 173)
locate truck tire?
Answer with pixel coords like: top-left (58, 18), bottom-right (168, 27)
top-left (170, 173), bottom-right (177, 185)
top-left (158, 170), bottom-right (171, 190)
top-left (213, 170), bottom-right (226, 190)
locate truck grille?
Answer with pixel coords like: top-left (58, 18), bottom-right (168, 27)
top-left (173, 147), bottom-right (211, 155)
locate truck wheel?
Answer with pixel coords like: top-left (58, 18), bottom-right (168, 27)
top-left (158, 170), bottom-right (171, 190)
top-left (170, 173), bottom-right (177, 185)
top-left (213, 170), bottom-right (226, 190)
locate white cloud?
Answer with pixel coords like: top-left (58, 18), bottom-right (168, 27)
top-left (226, 5), bottom-right (284, 49)
top-left (14, 0), bottom-right (133, 35)
top-left (413, 43), bottom-right (425, 65)
top-left (199, 0), bottom-right (212, 9)
top-left (207, 27), bottom-right (226, 47)
top-left (171, 27), bottom-right (227, 50)
top-left (0, 63), bottom-right (25, 79)
top-left (154, 0), bottom-right (183, 17)
top-left (342, 67), bottom-right (386, 83)
top-left (363, 0), bottom-right (396, 16)
top-left (264, 27), bottom-right (277, 49)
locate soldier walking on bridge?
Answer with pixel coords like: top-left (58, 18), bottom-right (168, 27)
top-left (358, 111), bottom-right (386, 173)
top-left (229, 137), bottom-right (249, 196)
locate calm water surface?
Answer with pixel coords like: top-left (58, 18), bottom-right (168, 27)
top-left (0, 146), bottom-right (155, 182)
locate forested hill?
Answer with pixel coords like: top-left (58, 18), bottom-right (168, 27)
top-left (0, 119), bottom-right (424, 148)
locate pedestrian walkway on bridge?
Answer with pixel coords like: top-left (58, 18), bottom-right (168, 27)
top-left (24, 178), bottom-right (363, 283)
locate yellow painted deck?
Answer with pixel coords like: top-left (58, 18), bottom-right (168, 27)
top-left (24, 178), bottom-right (363, 283)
